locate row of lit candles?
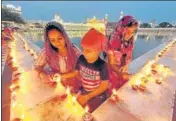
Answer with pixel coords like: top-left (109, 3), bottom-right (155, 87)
top-left (17, 34), bottom-right (38, 60)
top-left (156, 39), bottom-right (176, 59)
top-left (8, 34), bottom-right (26, 121)
top-left (109, 39), bottom-right (176, 101)
top-left (11, 34), bottom-right (90, 120)
top-left (131, 39), bottom-right (176, 92)
top-left (109, 39), bottom-right (176, 102)
top-left (55, 76), bottom-right (90, 113)
top-left (17, 33), bottom-right (83, 108)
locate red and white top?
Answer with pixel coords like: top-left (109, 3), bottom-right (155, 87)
top-left (76, 55), bottom-right (109, 92)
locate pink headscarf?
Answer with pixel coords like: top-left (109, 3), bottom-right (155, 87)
top-left (108, 15), bottom-right (138, 51)
top-left (44, 21), bottom-right (78, 73)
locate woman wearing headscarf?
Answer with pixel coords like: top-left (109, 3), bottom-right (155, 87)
top-left (33, 21), bottom-right (81, 93)
top-left (106, 15), bottom-right (139, 94)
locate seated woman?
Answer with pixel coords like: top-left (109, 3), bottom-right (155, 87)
top-left (33, 21), bottom-right (81, 93)
top-left (106, 16), bottom-right (139, 94)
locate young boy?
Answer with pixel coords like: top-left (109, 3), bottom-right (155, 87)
top-left (60, 28), bottom-right (109, 113)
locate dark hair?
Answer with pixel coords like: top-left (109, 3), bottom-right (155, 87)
top-left (46, 25), bottom-right (63, 52)
top-left (122, 18), bottom-right (138, 28)
top-left (126, 20), bottom-right (138, 27)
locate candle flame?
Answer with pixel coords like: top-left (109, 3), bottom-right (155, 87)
top-left (10, 85), bottom-right (16, 90)
top-left (12, 58), bottom-right (16, 63)
top-left (145, 68), bottom-right (151, 75)
top-left (111, 95), bottom-right (116, 100)
top-left (18, 68), bottom-right (24, 73)
top-left (138, 74), bottom-right (143, 79)
top-left (158, 77), bottom-right (163, 81)
top-left (12, 102), bottom-right (17, 108)
top-left (136, 80), bottom-right (141, 86)
top-left (72, 96), bottom-right (76, 103)
top-left (66, 87), bottom-right (70, 95)
top-left (148, 60), bottom-right (155, 66)
top-left (159, 64), bottom-right (164, 70)
top-left (21, 114), bottom-right (25, 119)
top-left (53, 74), bottom-right (61, 82)
top-left (20, 75), bottom-right (25, 81)
top-left (112, 88), bottom-right (117, 95)
top-left (12, 91), bottom-right (16, 96)
top-left (85, 105), bottom-right (89, 112)
top-left (163, 71), bottom-right (168, 77)
top-left (34, 55), bottom-right (38, 59)
top-left (30, 49), bottom-right (34, 53)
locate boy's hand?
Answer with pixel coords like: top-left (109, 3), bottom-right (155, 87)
top-left (77, 94), bottom-right (90, 106)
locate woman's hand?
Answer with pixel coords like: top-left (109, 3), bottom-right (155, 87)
top-left (49, 73), bottom-right (61, 82)
top-left (122, 73), bottom-right (133, 80)
top-left (38, 71), bottom-right (52, 84)
top-left (38, 71), bottom-right (46, 80)
top-left (119, 64), bottom-right (129, 72)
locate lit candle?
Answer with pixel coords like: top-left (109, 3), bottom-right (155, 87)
top-left (21, 114), bottom-right (25, 120)
top-left (136, 80), bottom-right (141, 86)
top-left (55, 75), bottom-right (65, 93)
top-left (13, 72), bottom-right (21, 77)
top-left (30, 49), bottom-right (34, 54)
top-left (73, 106), bottom-right (77, 112)
top-left (148, 60), bottom-right (155, 66)
top-left (110, 90), bottom-right (119, 102)
top-left (163, 71), bottom-right (168, 78)
top-left (141, 77), bottom-right (148, 83)
top-left (145, 68), bottom-right (151, 76)
top-left (132, 79), bottom-right (141, 90)
top-left (12, 101), bottom-right (17, 108)
top-left (11, 91), bottom-right (17, 102)
top-left (158, 64), bottom-right (164, 71)
top-left (111, 95), bottom-right (116, 101)
top-left (83, 105), bottom-right (93, 121)
top-left (151, 63), bottom-right (157, 69)
top-left (156, 77), bottom-right (163, 84)
top-left (72, 96), bottom-right (76, 105)
top-left (112, 88), bottom-right (117, 95)
top-left (11, 85), bottom-right (20, 92)
top-left (34, 55), bottom-right (38, 59)
top-left (85, 105), bottom-right (89, 113)
top-left (12, 58), bottom-right (17, 65)
top-left (151, 69), bottom-right (157, 75)
top-left (139, 84), bottom-right (146, 92)
top-left (10, 84), bottom-right (16, 90)
top-left (12, 91), bottom-right (16, 96)
top-left (55, 74), bottom-right (61, 83)
top-left (66, 87), bottom-right (70, 95)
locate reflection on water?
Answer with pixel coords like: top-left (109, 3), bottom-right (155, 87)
top-left (133, 35), bottom-right (170, 59)
top-left (21, 32), bottom-right (171, 60)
